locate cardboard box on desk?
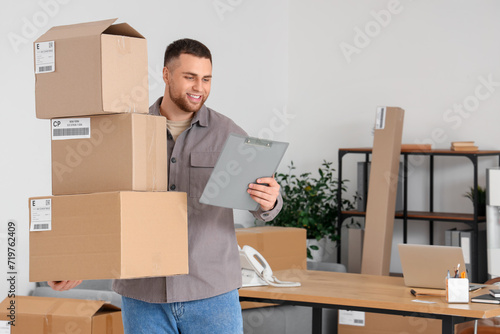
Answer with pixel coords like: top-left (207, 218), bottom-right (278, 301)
top-left (236, 226), bottom-right (307, 271)
top-left (52, 113), bottom-right (167, 195)
top-left (338, 311), bottom-right (441, 334)
top-left (0, 296), bottom-right (123, 334)
top-left (29, 191), bottom-right (188, 282)
top-left (34, 18), bottom-right (148, 119)
top-left (236, 226), bottom-right (307, 310)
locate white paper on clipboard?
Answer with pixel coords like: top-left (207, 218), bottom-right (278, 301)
top-left (199, 133), bottom-right (289, 211)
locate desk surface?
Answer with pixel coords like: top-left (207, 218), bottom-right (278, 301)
top-left (239, 270), bottom-right (500, 319)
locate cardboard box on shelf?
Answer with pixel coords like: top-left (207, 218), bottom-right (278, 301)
top-left (29, 191), bottom-right (188, 282)
top-left (0, 296), bottom-right (123, 334)
top-left (236, 226), bottom-right (307, 272)
top-left (338, 311), bottom-right (441, 334)
top-left (34, 18), bottom-right (149, 119)
top-left (51, 113), bottom-right (167, 195)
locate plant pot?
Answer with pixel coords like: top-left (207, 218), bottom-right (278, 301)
top-left (307, 237), bottom-right (327, 262)
top-left (322, 237), bottom-right (339, 263)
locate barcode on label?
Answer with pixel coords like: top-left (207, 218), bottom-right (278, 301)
top-left (53, 128), bottom-right (90, 137)
top-left (32, 223), bottom-right (49, 230)
top-left (354, 319), bottom-right (364, 324)
top-left (38, 65), bottom-right (53, 73)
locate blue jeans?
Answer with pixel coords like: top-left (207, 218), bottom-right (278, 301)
top-left (121, 289), bottom-right (243, 334)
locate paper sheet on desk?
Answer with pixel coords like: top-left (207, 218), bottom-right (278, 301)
top-left (412, 299), bottom-right (436, 304)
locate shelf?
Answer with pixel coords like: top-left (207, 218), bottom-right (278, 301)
top-left (341, 210), bottom-right (486, 223)
top-left (339, 148), bottom-right (500, 155)
top-left (337, 146), bottom-right (500, 282)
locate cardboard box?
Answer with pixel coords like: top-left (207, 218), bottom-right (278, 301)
top-left (236, 226), bottom-right (307, 310)
top-left (29, 191), bottom-right (188, 282)
top-left (456, 318), bottom-right (500, 333)
top-left (52, 113), bottom-right (167, 195)
top-left (236, 226), bottom-right (307, 271)
top-left (340, 227), bottom-right (364, 273)
top-left (34, 18), bottom-right (149, 119)
top-left (361, 106), bottom-right (404, 276)
top-left (0, 296), bottom-right (123, 334)
top-left (338, 311), bottom-right (440, 334)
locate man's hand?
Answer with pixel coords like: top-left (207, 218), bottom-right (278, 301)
top-left (47, 280), bottom-right (82, 292)
top-left (247, 176), bottom-right (280, 211)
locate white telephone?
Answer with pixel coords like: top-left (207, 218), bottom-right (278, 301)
top-left (239, 245), bottom-right (301, 288)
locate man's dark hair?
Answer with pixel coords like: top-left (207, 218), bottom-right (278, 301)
top-left (164, 38), bottom-right (212, 67)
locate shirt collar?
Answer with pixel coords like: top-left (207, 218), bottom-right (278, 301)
top-left (150, 96), bottom-right (208, 128)
top-left (191, 104), bottom-right (208, 127)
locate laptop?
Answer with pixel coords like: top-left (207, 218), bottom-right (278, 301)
top-left (398, 244), bottom-right (467, 289)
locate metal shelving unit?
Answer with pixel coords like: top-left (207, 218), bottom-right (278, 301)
top-left (337, 147), bottom-right (500, 282)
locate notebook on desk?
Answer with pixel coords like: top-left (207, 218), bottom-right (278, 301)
top-left (398, 244), bottom-right (467, 289)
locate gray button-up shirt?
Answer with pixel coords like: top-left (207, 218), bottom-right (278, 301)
top-left (112, 97), bottom-right (283, 303)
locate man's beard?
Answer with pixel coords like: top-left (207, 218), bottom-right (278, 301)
top-left (169, 86), bottom-right (206, 114)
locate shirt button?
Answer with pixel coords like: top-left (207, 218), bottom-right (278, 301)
top-left (170, 185), bottom-right (176, 191)
top-left (171, 157), bottom-right (177, 163)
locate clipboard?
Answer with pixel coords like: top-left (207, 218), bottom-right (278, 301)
top-left (199, 133), bottom-right (289, 211)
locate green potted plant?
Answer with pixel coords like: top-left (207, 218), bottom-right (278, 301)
top-left (266, 160), bottom-right (357, 259)
top-left (463, 185), bottom-right (487, 216)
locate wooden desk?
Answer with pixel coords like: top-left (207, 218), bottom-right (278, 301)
top-left (239, 270), bottom-right (500, 334)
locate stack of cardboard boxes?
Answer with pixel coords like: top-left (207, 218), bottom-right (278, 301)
top-left (29, 18), bottom-right (188, 283)
top-left (1, 19), bottom-right (189, 333)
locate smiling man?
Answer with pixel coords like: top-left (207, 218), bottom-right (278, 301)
top-left (113, 38), bottom-right (283, 334)
top-left (47, 39), bottom-right (283, 333)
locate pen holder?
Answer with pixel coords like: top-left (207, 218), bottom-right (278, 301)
top-left (446, 278), bottom-right (469, 303)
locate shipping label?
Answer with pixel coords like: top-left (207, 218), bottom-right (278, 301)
top-left (0, 320), bottom-right (10, 334)
top-left (52, 118), bottom-right (91, 140)
top-left (338, 310), bottom-right (365, 327)
top-left (375, 106), bottom-right (386, 130)
top-left (30, 199), bottom-right (52, 232)
top-left (0, 321), bottom-right (10, 334)
top-left (35, 41), bottom-right (55, 74)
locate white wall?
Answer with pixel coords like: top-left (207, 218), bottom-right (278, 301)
top-left (288, 0), bottom-right (500, 272)
top-left (2, 0), bottom-right (500, 298)
top-left (0, 0), bottom-right (288, 298)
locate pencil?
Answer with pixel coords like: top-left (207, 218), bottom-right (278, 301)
top-left (410, 289), bottom-right (445, 297)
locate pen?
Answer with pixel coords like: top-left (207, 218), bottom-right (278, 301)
top-left (410, 289), bottom-right (446, 297)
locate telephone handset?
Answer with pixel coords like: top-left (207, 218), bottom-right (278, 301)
top-left (239, 245), bottom-right (301, 288)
